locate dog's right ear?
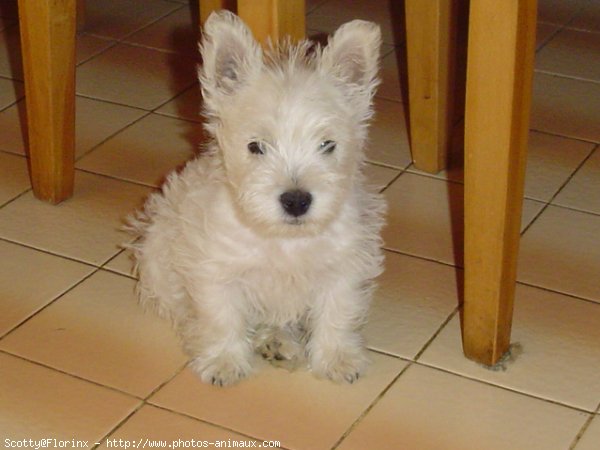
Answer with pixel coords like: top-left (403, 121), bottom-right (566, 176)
top-left (199, 11), bottom-right (263, 97)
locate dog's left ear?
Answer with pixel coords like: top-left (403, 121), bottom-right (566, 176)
top-left (321, 20), bottom-right (381, 94)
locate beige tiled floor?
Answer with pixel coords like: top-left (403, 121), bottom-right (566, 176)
top-left (0, 1), bottom-right (599, 449)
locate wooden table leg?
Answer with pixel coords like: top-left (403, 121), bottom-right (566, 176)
top-left (238, 0), bottom-right (305, 43)
top-left (18, 0), bottom-right (76, 204)
top-left (199, 0), bottom-right (236, 27)
top-left (199, 1), bottom-right (305, 43)
top-left (463, 0), bottom-right (537, 365)
top-left (404, 0), bottom-right (458, 174)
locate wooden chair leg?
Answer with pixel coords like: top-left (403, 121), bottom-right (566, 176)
top-left (18, 0), bottom-right (76, 204)
top-left (404, 0), bottom-right (457, 174)
top-left (463, 0), bottom-right (537, 365)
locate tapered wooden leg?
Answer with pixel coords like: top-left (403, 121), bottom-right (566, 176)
top-left (463, 0), bottom-right (537, 365)
top-left (404, 0), bottom-right (457, 174)
top-left (18, 0), bottom-right (76, 204)
top-left (238, 0), bottom-right (305, 43)
top-left (199, 0), bottom-right (236, 26)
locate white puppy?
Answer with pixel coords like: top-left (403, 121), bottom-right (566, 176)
top-left (129, 11), bottom-right (385, 386)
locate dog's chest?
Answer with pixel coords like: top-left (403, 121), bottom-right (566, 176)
top-left (237, 235), bottom-right (341, 319)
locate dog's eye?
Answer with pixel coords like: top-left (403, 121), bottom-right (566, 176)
top-left (319, 140), bottom-right (336, 154)
top-left (247, 141), bottom-right (264, 155)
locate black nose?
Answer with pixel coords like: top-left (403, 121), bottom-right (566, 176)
top-left (280, 190), bottom-right (312, 217)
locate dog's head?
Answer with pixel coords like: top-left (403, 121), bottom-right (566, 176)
top-left (199, 11), bottom-right (381, 236)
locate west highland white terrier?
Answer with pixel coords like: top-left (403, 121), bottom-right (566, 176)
top-left (129, 11), bottom-right (385, 386)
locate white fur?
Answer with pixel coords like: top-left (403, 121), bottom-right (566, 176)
top-left (129, 11), bottom-right (385, 386)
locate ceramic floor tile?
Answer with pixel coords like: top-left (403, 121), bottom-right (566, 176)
top-left (76, 33), bottom-right (117, 65)
top-left (98, 405), bottom-right (265, 449)
top-left (0, 352), bottom-right (140, 443)
top-left (521, 199), bottom-right (546, 230)
top-left (0, 77), bottom-right (21, 109)
top-left (103, 248), bottom-right (136, 278)
top-left (574, 416), bottom-right (600, 450)
top-left (367, 97), bottom-right (412, 169)
top-left (536, 22), bottom-right (560, 50)
top-left (124, 7), bottom-right (199, 57)
top-left (377, 48), bottom-right (403, 103)
top-left (408, 131), bottom-right (595, 203)
top-left (76, 113), bottom-right (202, 186)
top-left (553, 147), bottom-right (600, 214)
top-left (530, 73), bottom-right (600, 142)
top-left (0, 270), bottom-right (187, 398)
top-left (536, 28), bottom-right (600, 82)
top-left (337, 364), bottom-right (589, 450)
top-left (77, 43), bottom-right (197, 110)
top-left (150, 352), bottom-right (406, 450)
top-left (83, 0), bottom-right (180, 40)
top-left (570, 1), bottom-right (600, 33)
top-left (0, 240), bottom-right (93, 337)
top-left (365, 251), bottom-right (458, 359)
top-left (0, 26), bottom-right (117, 81)
top-left (0, 152), bottom-right (29, 205)
top-left (537, 0), bottom-right (589, 25)
top-left (383, 173), bottom-right (541, 266)
top-left (0, 97), bottom-right (146, 157)
top-left (362, 163), bottom-right (399, 191)
top-left (518, 205), bottom-right (600, 302)
top-left (383, 173), bottom-right (462, 265)
top-left (154, 83), bottom-right (203, 122)
top-left (420, 284), bottom-right (600, 411)
top-left (0, 171), bottom-right (151, 265)
top-left (307, 0), bottom-right (403, 46)
top-left (524, 132), bottom-right (595, 202)
top-left (307, 0), bottom-right (329, 13)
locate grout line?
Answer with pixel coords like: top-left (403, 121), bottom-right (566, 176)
top-left (91, 402), bottom-right (147, 450)
top-left (521, 144), bottom-right (600, 235)
top-left (74, 110), bottom-right (153, 162)
top-left (384, 245), bottom-right (600, 307)
top-left (0, 267), bottom-right (100, 340)
top-left (72, 93), bottom-right (153, 111)
top-left (413, 360), bottom-right (597, 414)
top-left (377, 170), bottom-right (404, 194)
top-left (115, 39), bottom-right (197, 57)
top-left (146, 403), bottom-right (294, 450)
top-left (364, 159), bottom-right (406, 172)
top-left (81, 3), bottom-right (186, 51)
top-left (330, 362), bottom-right (414, 450)
top-left (75, 36), bottom-right (121, 67)
top-left (569, 413), bottom-right (597, 450)
top-left (382, 246), bottom-right (461, 269)
top-left (529, 128), bottom-right (600, 146)
top-left (413, 308), bottom-right (460, 361)
top-left (535, 69), bottom-right (600, 86)
top-left (73, 167), bottom-right (160, 190)
top-left (0, 349), bottom-right (143, 401)
top-left (0, 185), bottom-right (32, 210)
top-left (516, 280), bottom-right (600, 307)
top-left (92, 361), bottom-right (190, 450)
top-left (0, 235), bottom-right (105, 268)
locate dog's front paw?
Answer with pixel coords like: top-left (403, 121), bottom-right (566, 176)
top-left (189, 353), bottom-right (253, 387)
top-left (310, 345), bottom-right (370, 384)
